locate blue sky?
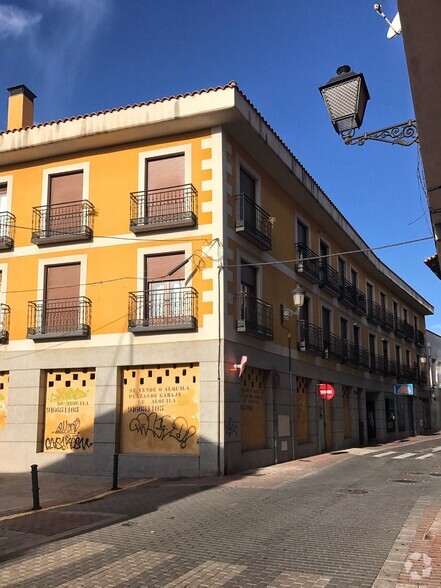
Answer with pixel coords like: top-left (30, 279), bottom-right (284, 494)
top-left (1, 0), bottom-right (439, 331)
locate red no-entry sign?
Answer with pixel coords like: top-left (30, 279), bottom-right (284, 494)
top-left (318, 383), bottom-right (335, 400)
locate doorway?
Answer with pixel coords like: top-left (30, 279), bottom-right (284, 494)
top-left (367, 400), bottom-right (376, 441)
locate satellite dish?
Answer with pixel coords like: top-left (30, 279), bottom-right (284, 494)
top-left (374, 5), bottom-right (402, 39)
top-left (387, 12), bottom-right (402, 39)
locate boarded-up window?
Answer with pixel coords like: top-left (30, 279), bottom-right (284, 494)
top-left (240, 367), bottom-right (266, 452)
top-left (120, 364), bottom-right (199, 455)
top-left (343, 385), bottom-right (351, 438)
top-left (297, 377), bottom-right (308, 444)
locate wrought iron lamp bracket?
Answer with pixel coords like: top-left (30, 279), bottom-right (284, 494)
top-left (342, 120), bottom-right (418, 147)
top-left (281, 304), bottom-right (300, 324)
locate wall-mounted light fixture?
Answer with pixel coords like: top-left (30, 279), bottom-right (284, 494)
top-left (281, 286), bottom-right (306, 323)
top-left (229, 355), bottom-right (248, 377)
top-left (319, 65), bottom-right (418, 147)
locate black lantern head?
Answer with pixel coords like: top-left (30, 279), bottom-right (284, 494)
top-left (319, 65), bottom-right (370, 136)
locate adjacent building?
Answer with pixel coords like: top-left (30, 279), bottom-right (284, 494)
top-left (399, 0), bottom-right (441, 279)
top-left (0, 82), bottom-right (433, 477)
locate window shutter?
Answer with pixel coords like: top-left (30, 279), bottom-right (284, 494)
top-left (50, 172), bottom-right (83, 205)
top-left (146, 155), bottom-right (185, 191)
top-left (45, 263), bottom-right (80, 300)
top-left (145, 253), bottom-right (185, 282)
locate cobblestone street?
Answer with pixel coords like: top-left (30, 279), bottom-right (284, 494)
top-left (2, 438), bottom-right (441, 587)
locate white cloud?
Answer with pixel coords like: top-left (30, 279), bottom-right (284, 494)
top-left (0, 4), bottom-right (41, 39)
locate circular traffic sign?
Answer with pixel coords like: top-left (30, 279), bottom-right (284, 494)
top-left (318, 383), bottom-right (335, 400)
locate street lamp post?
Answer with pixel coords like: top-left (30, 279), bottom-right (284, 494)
top-left (319, 65), bottom-right (418, 146)
top-left (280, 286), bottom-right (306, 461)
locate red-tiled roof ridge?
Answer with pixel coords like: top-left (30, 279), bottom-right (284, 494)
top-left (0, 81), bottom-right (239, 136)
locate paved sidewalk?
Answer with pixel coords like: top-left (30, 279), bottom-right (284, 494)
top-left (1, 434), bottom-right (440, 587)
top-left (0, 471), bottom-right (146, 518)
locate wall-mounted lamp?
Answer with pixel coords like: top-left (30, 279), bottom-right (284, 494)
top-left (229, 355), bottom-right (247, 377)
top-left (319, 65), bottom-right (418, 147)
top-left (281, 286), bottom-right (306, 323)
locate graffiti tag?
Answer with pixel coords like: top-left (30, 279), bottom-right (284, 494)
top-left (129, 411), bottom-right (197, 449)
top-left (45, 417), bottom-right (92, 451)
top-left (53, 418), bottom-right (81, 434)
top-left (44, 435), bottom-right (93, 451)
top-left (225, 417), bottom-right (238, 438)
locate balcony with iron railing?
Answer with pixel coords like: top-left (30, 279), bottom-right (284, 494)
top-left (0, 303), bottom-right (10, 343)
top-left (370, 352), bottom-right (386, 375)
top-left (394, 318), bottom-right (415, 342)
top-left (130, 184), bottom-right (197, 233)
top-left (415, 329), bottom-right (425, 347)
top-left (235, 193), bottom-right (272, 250)
top-left (339, 277), bottom-right (366, 315)
top-left (366, 300), bottom-right (382, 326)
top-left (322, 331), bottom-right (343, 360)
top-left (236, 292), bottom-right (273, 340)
top-left (295, 243), bottom-right (320, 284)
top-left (298, 320), bottom-right (323, 355)
top-left (319, 262), bottom-right (340, 297)
top-left (128, 287), bottom-right (198, 332)
top-left (27, 296), bottom-right (91, 340)
top-left (344, 340), bottom-right (370, 370)
top-left (381, 308), bottom-right (395, 332)
top-left (396, 362), bottom-right (417, 383)
top-left (0, 212), bottom-right (15, 250)
top-left (31, 201), bottom-right (94, 245)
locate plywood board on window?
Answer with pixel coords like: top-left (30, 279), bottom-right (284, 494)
top-left (296, 377), bottom-right (308, 444)
top-left (43, 369), bottom-right (95, 453)
top-left (120, 364), bottom-right (199, 455)
top-left (240, 367), bottom-right (266, 452)
top-left (0, 372), bottom-right (9, 431)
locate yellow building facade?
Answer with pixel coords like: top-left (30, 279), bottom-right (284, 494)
top-left (0, 83), bottom-right (434, 476)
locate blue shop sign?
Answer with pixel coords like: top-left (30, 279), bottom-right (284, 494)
top-left (394, 383), bottom-right (414, 396)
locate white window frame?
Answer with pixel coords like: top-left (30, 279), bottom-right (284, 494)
top-left (0, 175), bottom-right (13, 212)
top-left (41, 162), bottom-right (90, 207)
top-left (138, 145), bottom-right (192, 192)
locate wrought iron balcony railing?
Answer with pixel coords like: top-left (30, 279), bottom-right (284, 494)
top-left (130, 184), bottom-right (197, 233)
top-left (0, 303), bottom-right (10, 343)
top-left (236, 291), bottom-right (273, 340)
top-left (381, 308), bottom-right (395, 332)
top-left (395, 318), bottom-right (415, 341)
top-left (235, 193), bottom-right (272, 250)
top-left (298, 320), bottom-right (322, 355)
top-left (128, 287), bottom-right (198, 332)
top-left (415, 329), bottom-right (425, 347)
top-left (27, 296), bottom-right (91, 340)
top-left (344, 340), bottom-right (370, 370)
top-left (0, 212), bottom-right (15, 250)
top-left (396, 363), bottom-right (417, 383)
top-left (295, 243), bottom-right (320, 283)
top-left (339, 277), bottom-right (366, 315)
top-left (366, 300), bottom-right (382, 325)
top-left (319, 262), bottom-right (340, 297)
top-left (322, 331), bottom-right (343, 360)
top-left (31, 201), bottom-right (94, 244)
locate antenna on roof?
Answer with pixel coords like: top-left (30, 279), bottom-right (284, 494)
top-left (374, 4), bottom-right (402, 39)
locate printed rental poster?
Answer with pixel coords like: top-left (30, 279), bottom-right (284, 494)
top-left (120, 364), bottom-right (199, 455)
top-left (44, 369), bottom-right (95, 453)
